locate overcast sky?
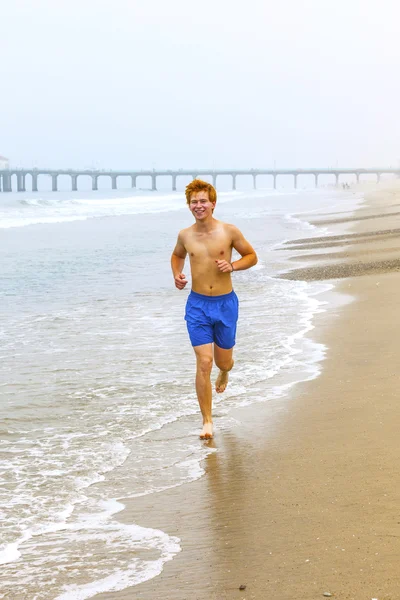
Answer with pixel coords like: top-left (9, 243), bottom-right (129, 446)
top-left (1, 0), bottom-right (399, 169)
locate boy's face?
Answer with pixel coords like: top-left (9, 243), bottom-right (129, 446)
top-left (188, 190), bottom-right (215, 220)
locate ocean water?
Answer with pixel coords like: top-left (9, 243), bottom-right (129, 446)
top-left (0, 186), bottom-right (362, 599)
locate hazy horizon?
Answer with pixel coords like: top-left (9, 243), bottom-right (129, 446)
top-left (1, 0), bottom-right (399, 169)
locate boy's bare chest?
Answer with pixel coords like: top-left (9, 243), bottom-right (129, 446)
top-left (185, 233), bottom-right (231, 260)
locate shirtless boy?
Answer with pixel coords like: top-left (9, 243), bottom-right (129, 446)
top-left (171, 179), bottom-right (258, 439)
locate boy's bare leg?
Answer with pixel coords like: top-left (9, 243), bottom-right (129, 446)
top-left (194, 343), bottom-right (214, 439)
top-left (214, 344), bottom-right (234, 393)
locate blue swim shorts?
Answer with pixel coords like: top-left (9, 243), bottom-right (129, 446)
top-left (185, 290), bottom-right (239, 349)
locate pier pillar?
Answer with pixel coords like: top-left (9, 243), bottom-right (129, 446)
top-left (131, 175), bottom-right (136, 189)
top-left (72, 174), bottom-right (78, 192)
top-left (17, 173), bottom-right (24, 192)
top-left (356, 173), bottom-right (360, 184)
top-left (111, 175), bottom-right (117, 190)
top-left (294, 174), bottom-right (298, 189)
top-left (232, 174), bottom-right (236, 190)
top-left (315, 173), bottom-right (318, 188)
top-left (335, 173), bottom-right (339, 187)
top-left (172, 175), bottom-right (177, 191)
top-left (273, 174), bottom-right (277, 189)
top-left (22, 174), bottom-right (26, 192)
top-left (152, 174), bottom-right (157, 191)
top-left (92, 175), bottom-right (98, 191)
top-left (2, 172), bottom-right (11, 192)
top-left (32, 173), bottom-right (38, 192)
top-left (377, 173), bottom-right (381, 183)
top-left (52, 174), bottom-right (58, 192)
top-left (192, 174), bottom-right (197, 181)
top-left (0, 174), bottom-right (2, 192)
top-left (213, 173), bottom-right (217, 187)
top-left (252, 174), bottom-right (257, 189)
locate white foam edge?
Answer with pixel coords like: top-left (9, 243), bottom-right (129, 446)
top-left (0, 441), bottom-right (132, 566)
top-left (0, 502), bottom-right (76, 565)
top-left (48, 498), bottom-right (181, 600)
top-left (1, 496), bottom-right (180, 600)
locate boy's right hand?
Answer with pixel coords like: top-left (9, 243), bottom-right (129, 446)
top-left (174, 273), bottom-right (188, 290)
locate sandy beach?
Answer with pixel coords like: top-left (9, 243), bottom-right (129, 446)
top-left (96, 183), bottom-right (400, 600)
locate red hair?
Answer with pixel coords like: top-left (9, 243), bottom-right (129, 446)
top-left (185, 179), bottom-right (217, 205)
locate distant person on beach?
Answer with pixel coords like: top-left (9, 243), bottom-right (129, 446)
top-left (171, 179), bottom-right (258, 439)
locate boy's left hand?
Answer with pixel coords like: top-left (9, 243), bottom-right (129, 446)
top-left (215, 260), bottom-right (233, 273)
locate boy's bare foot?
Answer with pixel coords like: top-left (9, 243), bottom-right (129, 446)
top-left (215, 370), bottom-right (229, 393)
top-left (200, 422), bottom-right (213, 439)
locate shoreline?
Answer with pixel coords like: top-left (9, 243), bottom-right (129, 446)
top-left (1, 187), bottom-right (362, 600)
top-left (93, 181), bottom-right (400, 600)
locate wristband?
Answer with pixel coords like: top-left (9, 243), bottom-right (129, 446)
top-left (230, 263), bottom-right (235, 273)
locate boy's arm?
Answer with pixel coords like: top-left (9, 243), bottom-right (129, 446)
top-left (171, 232), bottom-right (188, 290)
top-left (230, 225), bottom-right (258, 271)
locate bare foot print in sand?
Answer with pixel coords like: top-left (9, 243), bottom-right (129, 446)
top-left (200, 422), bottom-right (213, 440)
top-left (215, 370), bottom-right (230, 393)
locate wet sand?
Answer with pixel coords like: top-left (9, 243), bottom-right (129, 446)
top-left (97, 183), bottom-right (400, 600)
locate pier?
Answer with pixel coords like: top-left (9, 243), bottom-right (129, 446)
top-left (0, 167), bottom-right (399, 193)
